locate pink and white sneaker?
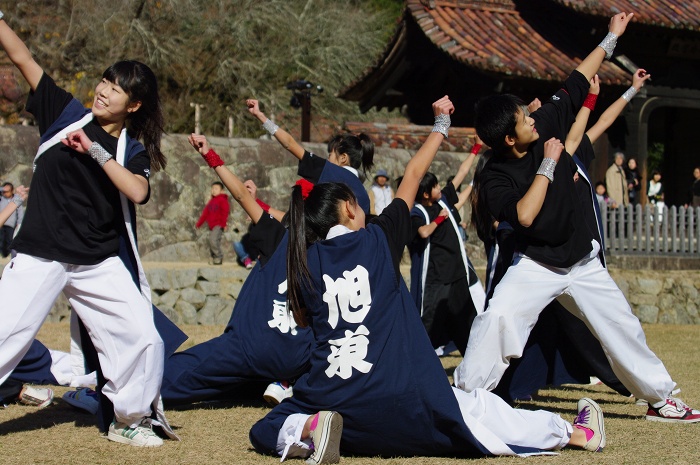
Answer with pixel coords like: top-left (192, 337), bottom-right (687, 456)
top-left (646, 397), bottom-right (700, 423)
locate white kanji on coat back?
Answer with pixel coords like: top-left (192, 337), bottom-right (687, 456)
top-left (325, 325), bottom-right (373, 379)
top-left (323, 265), bottom-right (372, 329)
top-left (268, 280), bottom-right (297, 335)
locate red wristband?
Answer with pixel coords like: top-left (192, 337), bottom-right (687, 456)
top-left (433, 215), bottom-right (446, 226)
top-left (583, 93), bottom-right (598, 111)
top-left (470, 143), bottom-right (482, 155)
top-left (201, 149), bottom-right (224, 168)
top-left (256, 198), bottom-right (270, 213)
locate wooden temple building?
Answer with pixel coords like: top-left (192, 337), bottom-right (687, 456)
top-left (341, 0), bottom-right (700, 206)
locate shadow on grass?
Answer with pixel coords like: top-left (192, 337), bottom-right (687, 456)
top-left (0, 400), bottom-right (97, 436)
top-left (165, 381), bottom-right (271, 411)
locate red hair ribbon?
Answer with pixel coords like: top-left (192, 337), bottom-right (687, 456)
top-left (295, 179), bottom-right (314, 200)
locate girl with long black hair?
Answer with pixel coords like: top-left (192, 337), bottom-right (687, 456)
top-left (0, 11), bottom-right (176, 446)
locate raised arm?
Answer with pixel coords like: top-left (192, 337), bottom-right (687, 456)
top-left (451, 134), bottom-right (483, 190)
top-left (575, 12), bottom-right (634, 81)
top-left (0, 13), bottom-right (43, 91)
top-left (565, 75), bottom-right (599, 155)
top-left (396, 96), bottom-right (454, 210)
top-left (188, 134), bottom-right (265, 224)
top-left (246, 99), bottom-right (305, 160)
top-left (586, 69), bottom-right (650, 144)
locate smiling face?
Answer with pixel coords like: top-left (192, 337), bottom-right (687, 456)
top-left (92, 78), bottom-right (141, 123)
top-left (507, 107), bottom-right (539, 154)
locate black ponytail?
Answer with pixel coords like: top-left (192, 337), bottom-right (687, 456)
top-left (286, 182), bottom-right (358, 326)
top-left (327, 133), bottom-right (375, 177)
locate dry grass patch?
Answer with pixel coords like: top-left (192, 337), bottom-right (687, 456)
top-left (1, 323), bottom-right (698, 464)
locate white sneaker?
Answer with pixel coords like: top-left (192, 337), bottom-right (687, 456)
top-left (263, 381), bottom-right (293, 406)
top-left (572, 398), bottom-right (605, 452)
top-left (306, 411), bottom-right (343, 465)
top-left (107, 419), bottom-right (164, 447)
top-left (18, 385), bottom-right (54, 408)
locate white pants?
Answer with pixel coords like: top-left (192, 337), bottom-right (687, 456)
top-left (454, 250), bottom-right (676, 404)
top-left (0, 254), bottom-right (164, 427)
top-left (275, 388), bottom-right (570, 459)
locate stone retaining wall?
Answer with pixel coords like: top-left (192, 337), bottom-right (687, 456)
top-left (42, 263), bottom-right (700, 326)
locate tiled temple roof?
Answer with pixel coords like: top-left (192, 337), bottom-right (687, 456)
top-left (552, 0), bottom-right (700, 31)
top-left (406, 0), bottom-right (627, 83)
top-left (345, 121), bottom-right (477, 151)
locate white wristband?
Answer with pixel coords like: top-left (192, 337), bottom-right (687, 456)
top-left (621, 86), bottom-right (638, 102)
top-left (536, 157), bottom-right (557, 183)
top-left (262, 119), bottom-right (279, 136)
top-left (598, 32), bottom-right (618, 60)
top-left (432, 113), bottom-right (450, 138)
top-left (88, 142), bottom-right (113, 167)
top-left (0, 10), bottom-right (4, 21)
top-left (11, 194), bottom-right (23, 207)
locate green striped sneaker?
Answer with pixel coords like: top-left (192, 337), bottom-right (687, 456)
top-left (107, 419), bottom-right (163, 447)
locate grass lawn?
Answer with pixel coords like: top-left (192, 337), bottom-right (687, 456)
top-left (1, 322), bottom-right (698, 464)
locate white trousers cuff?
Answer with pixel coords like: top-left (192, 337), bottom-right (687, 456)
top-left (277, 413), bottom-right (313, 461)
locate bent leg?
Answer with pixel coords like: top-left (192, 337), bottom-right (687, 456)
top-left (0, 254), bottom-right (65, 385)
top-left (453, 387), bottom-right (571, 453)
top-left (454, 255), bottom-right (566, 393)
top-left (65, 256), bottom-right (164, 427)
top-left (161, 331), bottom-right (252, 405)
top-left (568, 257), bottom-right (675, 404)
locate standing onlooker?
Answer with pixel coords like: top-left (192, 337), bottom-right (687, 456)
top-left (647, 170), bottom-right (664, 221)
top-left (691, 166), bottom-right (700, 208)
top-left (367, 169), bottom-right (393, 215)
top-left (605, 152), bottom-right (628, 207)
top-left (0, 182), bottom-right (23, 257)
top-left (196, 181), bottom-right (230, 265)
top-left (625, 158), bottom-right (641, 206)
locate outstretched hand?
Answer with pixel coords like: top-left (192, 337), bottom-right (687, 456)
top-left (609, 12), bottom-right (633, 37)
top-left (432, 95), bottom-right (454, 116)
top-left (632, 68), bottom-right (651, 90)
top-left (15, 185), bottom-right (29, 201)
top-left (61, 129), bottom-right (93, 154)
top-left (188, 133), bottom-right (210, 155)
top-left (543, 137), bottom-right (564, 163)
top-left (246, 99), bottom-right (265, 119)
top-left (243, 179), bottom-right (257, 199)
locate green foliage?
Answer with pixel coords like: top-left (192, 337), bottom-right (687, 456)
top-left (647, 141), bottom-right (665, 173)
top-left (2, 0), bottom-right (405, 138)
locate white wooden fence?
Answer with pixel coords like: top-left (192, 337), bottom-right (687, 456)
top-left (601, 203), bottom-right (700, 255)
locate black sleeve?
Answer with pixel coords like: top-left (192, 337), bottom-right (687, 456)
top-left (297, 151), bottom-right (326, 183)
top-left (411, 214), bottom-right (428, 241)
top-left (531, 70), bottom-right (590, 143)
top-left (125, 150), bottom-right (152, 205)
top-left (442, 183), bottom-right (460, 213)
top-left (25, 73), bottom-right (73, 135)
top-left (248, 212), bottom-right (286, 265)
top-left (482, 168), bottom-right (522, 227)
top-left (370, 198), bottom-right (411, 274)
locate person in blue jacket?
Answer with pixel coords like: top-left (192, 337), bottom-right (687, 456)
top-left (249, 96), bottom-right (605, 464)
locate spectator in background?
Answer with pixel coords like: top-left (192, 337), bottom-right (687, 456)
top-left (691, 167), bottom-right (700, 208)
top-left (625, 158), bottom-right (642, 206)
top-left (368, 169), bottom-right (393, 215)
top-left (595, 181), bottom-right (617, 209)
top-left (196, 181), bottom-right (230, 265)
top-left (647, 170), bottom-right (664, 222)
top-left (605, 152), bottom-right (628, 207)
top-left (0, 182), bottom-right (23, 257)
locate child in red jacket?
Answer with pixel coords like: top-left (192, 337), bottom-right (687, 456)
top-left (196, 181), bottom-right (230, 265)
